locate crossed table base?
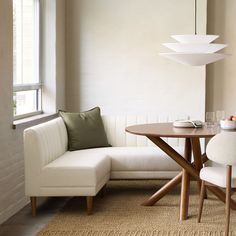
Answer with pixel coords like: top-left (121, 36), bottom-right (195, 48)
top-left (126, 123), bottom-right (236, 221)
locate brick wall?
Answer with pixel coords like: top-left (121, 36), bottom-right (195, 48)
top-left (0, 0), bottom-right (29, 224)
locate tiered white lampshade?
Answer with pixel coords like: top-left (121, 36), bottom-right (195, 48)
top-left (160, 35), bottom-right (229, 66)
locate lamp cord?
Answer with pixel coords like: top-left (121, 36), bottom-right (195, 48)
top-left (194, 0), bottom-right (197, 35)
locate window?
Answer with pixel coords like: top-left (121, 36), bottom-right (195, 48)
top-left (13, 0), bottom-right (41, 119)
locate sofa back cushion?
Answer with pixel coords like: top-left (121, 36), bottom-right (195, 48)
top-left (102, 114), bottom-right (188, 148)
top-left (24, 117), bottom-right (68, 166)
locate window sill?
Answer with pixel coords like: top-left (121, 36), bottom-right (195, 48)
top-left (13, 113), bottom-right (58, 130)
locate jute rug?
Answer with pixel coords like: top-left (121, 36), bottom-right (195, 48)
top-left (38, 180), bottom-right (236, 236)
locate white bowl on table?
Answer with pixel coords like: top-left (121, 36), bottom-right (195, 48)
top-left (220, 119), bottom-right (236, 130)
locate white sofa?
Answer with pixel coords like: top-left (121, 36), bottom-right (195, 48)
top-left (24, 115), bottom-right (184, 215)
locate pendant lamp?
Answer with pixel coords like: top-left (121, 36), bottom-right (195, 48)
top-left (159, 0), bottom-right (230, 66)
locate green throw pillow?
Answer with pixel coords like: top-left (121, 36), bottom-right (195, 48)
top-left (59, 107), bottom-right (110, 151)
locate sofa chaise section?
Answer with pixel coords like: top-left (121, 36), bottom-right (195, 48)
top-left (24, 117), bottom-right (110, 215)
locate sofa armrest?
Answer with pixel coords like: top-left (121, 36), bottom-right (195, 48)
top-left (24, 129), bottom-right (43, 195)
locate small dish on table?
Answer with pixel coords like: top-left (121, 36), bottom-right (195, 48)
top-left (220, 116), bottom-right (236, 130)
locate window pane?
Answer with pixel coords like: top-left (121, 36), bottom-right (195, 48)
top-left (13, 0), bottom-right (40, 119)
top-left (13, 0), bottom-right (39, 85)
top-left (13, 90), bottom-right (41, 116)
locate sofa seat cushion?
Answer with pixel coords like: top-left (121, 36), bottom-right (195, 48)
top-left (41, 146), bottom-right (182, 188)
top-left (41, 150), bottom-right (111, 187)
top-left (106, 146), bottom-right (183, 171)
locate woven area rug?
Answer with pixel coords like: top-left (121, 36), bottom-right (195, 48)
top-left (38, 180), bottom-right (236, 236)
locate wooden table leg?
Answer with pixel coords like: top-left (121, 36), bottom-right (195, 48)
top-left (201, 153), bottom-right (208, 163)
top-left (146, 135), bottom-right (236, 210)
top-left (179, 138), bottom-right (191, 221)
top-left (191, 138), bottom-right (207, 198)
top-left (147, 136), bottom-right (199, 179)
top-left (142, 172), bottom-right (182, 206)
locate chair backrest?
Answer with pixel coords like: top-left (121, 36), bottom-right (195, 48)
top-left (206, 132), bottom-right (236, 166)
top-left (102, 114), bottom-right (188, 147)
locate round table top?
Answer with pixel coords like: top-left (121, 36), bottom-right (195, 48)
top-left (126, 122), bottom-right (220, 138)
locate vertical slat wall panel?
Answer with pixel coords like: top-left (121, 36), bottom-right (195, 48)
top-left (102, 116), bottom-right (116, 146)
top-left (115, 116), bottom-right (126, 147)
top-left (102, 114), bottom-right (189, 148)
top-left (125, 116), bottom-right (138, 146)
top-left (136, 116), bottom-right (148, 146)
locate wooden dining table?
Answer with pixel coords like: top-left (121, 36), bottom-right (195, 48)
top-left (125, 122), bottom-right (236, 221)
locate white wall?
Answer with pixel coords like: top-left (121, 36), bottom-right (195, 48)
top-left (66, 0), bottom-right (207, 120)
top-left (206, 0), bottom-right (236, 117)
top-left (40, 0), bottom-right (57, 113)
top-left (0, 0), bottom-right (66, 224)
top-left (56, 0), bottom-right (66, 110)
top-left (41, 0), bottom-right (66, 113)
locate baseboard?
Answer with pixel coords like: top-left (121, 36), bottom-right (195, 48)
top-left (0, 197), bottom-right (29, 224)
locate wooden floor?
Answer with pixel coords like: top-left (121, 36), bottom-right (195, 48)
top-left (0, 197), bottom-right (70, 236)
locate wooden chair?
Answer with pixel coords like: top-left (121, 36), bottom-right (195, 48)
top-left (197, 132), bottom-right (236, 236)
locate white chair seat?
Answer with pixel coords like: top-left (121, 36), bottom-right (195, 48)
top-left (200, 166), bottom-right (236, 188)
